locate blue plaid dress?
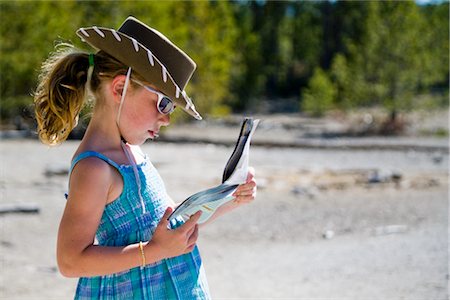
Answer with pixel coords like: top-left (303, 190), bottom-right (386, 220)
top-left (69, 151), bottom-right (210, 299)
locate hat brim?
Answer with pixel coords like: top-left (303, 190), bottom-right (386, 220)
top-left (77, 26), bottom-right (202, 120)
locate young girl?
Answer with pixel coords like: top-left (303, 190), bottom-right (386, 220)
top-left (34, 17), bottom-right (256, 299)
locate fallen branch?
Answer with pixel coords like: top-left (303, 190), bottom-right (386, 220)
top-left (0, 203), bottom-right (40, 215)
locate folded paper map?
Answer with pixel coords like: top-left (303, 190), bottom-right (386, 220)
top-left (168, 118), bottom-right (260, 227)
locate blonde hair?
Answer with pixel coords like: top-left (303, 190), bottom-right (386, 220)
top-left (34, 44), bottom-right (145, 146)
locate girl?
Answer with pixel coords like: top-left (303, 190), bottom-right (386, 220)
top-left (34, 17), bottom-right (256, 299)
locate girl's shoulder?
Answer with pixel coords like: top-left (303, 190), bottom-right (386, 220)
top-left (70, 152), bottom-right (120, 185)
top-left (69, 151), bottom-right (125, 205)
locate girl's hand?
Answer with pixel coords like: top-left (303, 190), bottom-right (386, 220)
top-left (148, 207), bottom-right (201, 260)
top-left (198, 167), bottom-right (257, 227)
top-left (232, 167), bottom-right (257, 205)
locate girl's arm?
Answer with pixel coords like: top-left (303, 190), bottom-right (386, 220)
top-left (199, 167), bottom-right (257, 228)
top-left (57, 158), bottom-right (201, 278)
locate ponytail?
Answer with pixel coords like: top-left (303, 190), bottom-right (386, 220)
top-left (34, 43), bottom-right (145, 146)
top-left (34, 44), bottom-right (90, 145)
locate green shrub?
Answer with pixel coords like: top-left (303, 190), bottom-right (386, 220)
top-left (300, 67), bottom-right (336, 117)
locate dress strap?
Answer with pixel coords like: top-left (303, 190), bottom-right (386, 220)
top-left (70, 151), bottom-right (121, 174)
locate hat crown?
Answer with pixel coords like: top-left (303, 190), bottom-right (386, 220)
top-left (118, 17), bottom-right (196, 90)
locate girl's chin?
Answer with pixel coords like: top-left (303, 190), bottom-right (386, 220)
top-left (123, 136), bottom-right (146, 146)
top-left (123, 131), bottom-right (156, 145)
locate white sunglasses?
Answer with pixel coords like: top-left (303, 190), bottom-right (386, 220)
top-left (131, 79), bottom-right (175, 115)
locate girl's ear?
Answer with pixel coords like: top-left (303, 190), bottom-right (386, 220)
top-left (110, 75), bottom-right (127, 104)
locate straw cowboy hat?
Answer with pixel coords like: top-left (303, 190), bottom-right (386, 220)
top-left (76, 16), bottom-right (202, 120)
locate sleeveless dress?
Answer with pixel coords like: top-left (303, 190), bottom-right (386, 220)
top-left (68, 151), bottom-right (211, 300)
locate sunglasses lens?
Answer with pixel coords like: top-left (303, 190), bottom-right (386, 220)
top-left (159, 97), bottom-right (174, 114)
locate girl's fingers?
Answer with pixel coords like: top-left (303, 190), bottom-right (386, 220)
top-left (233, 167), bottom-right (257, 202)
top-left (179, 211), bottom-right (202, 234)
top-left (235, 188), bottom-right (256, 197)
top-left (185, 222), bottom-right (196, 238)
top-left (159, 207), bottom-right (173, 227)
top-left (234, 194), bottom-right (255, 204)
top-left (234, 187), bottom-right (256, 203)
top-left (246, 167), bottom-right (255, 183)
top-left (234, 181), bottom-right (256, 196)
top-left (186, 225), bottom-right (199, 246)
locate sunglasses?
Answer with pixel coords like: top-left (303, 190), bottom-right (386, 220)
top-left (131, 79), bottom-right (175, 115)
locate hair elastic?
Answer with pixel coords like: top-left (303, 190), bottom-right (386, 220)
top-left (85, 53), bottom-right (95, 101)
top-left (88, 53), bottom-right (95, 67)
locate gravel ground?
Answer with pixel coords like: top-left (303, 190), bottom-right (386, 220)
top-left (0, 134), bottom-right (448, 299)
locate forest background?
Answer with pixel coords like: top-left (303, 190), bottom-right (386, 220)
top-left (0, 0), bottom-right (448, 130)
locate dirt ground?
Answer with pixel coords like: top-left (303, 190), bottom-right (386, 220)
top-left (0, 114), bottom-right (448, 299)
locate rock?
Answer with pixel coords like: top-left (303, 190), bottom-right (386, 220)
top-left (291, 185), bottom-right (317, 198)
top-left (322, 230), bottom-right (335, 239)
top-left (36, 266), bottom-right (58, 274)
top-left (291, 186), bottom-right (306, 195)
top-left (374, 224), bottom-right (408, 236)
top-left (44, 164), bottom-right (69, 177)
top-left (368, 170), bottom-right (385, 183)
top-left (368, 169), bottom-right (402, 184)
top-left (432, 152), bottom-right (444, 164)
top-left (257, 177), bottom-right (268, 190)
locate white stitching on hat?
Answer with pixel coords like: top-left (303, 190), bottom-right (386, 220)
top-left (147, 50), bottom-right (154, 66)
top-left (111, 29), bottom-right (121, 41)
top-left (80, 28), bottom-right (90, 37)
top-left (141, 45), bottom-right (190, 101)
top-left (183, 92), bottom-right (194, 107)
top-left (121, 36), bottom-right (200, 118)
top-left (131, 38), bottom-right (139, 52)
top-left (93, 26), bottom-right (105, 38)
top-left (161, 65), bottom-right (167, 82)
top-left (191, 106), bottom-right (202, 120)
